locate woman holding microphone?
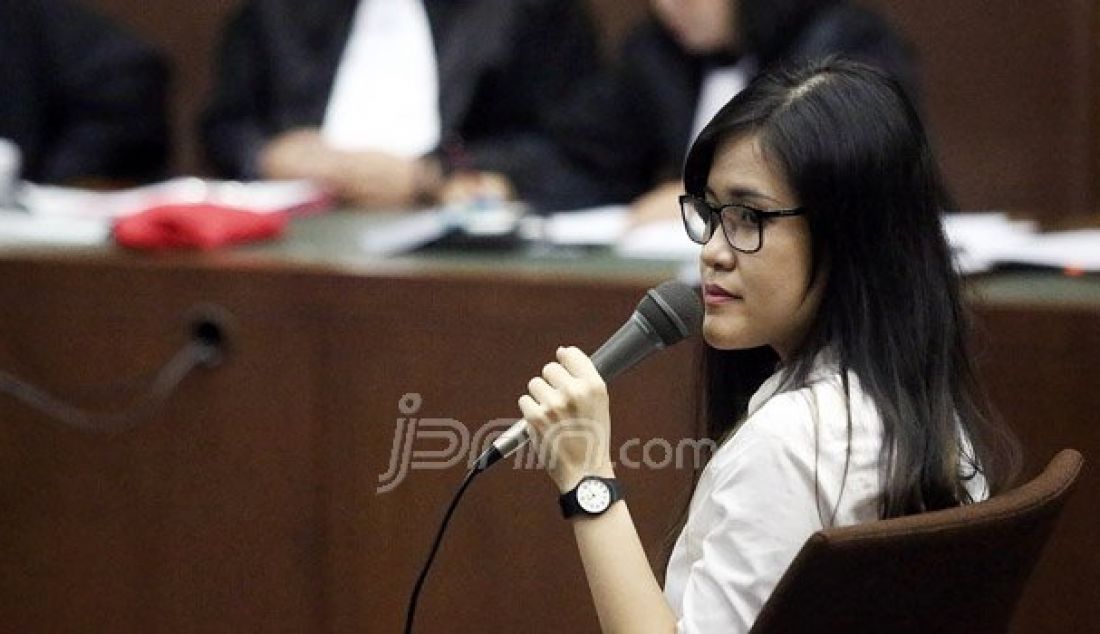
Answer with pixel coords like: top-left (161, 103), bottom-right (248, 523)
top-left (519, 58), bottom-right (1019, 632)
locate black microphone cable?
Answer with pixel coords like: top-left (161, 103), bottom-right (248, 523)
top-left (404, 465), bottom-right (482, 634)
top-left (0, 306), bottom-right (230, 433)
top-left (0, 337), bottom-right (221, 433)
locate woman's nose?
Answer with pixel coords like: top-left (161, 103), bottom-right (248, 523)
top-left (700, 225), bottom-right (735, 271)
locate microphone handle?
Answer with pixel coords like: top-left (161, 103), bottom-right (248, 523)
top-left (590, 313), bottom-right (667, 380)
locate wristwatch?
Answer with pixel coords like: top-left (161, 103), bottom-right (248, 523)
top-left (559, 476), bottom-right (623, 519)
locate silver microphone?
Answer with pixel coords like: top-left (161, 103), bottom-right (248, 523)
top-left (473, 280), bottom-right (703, 472)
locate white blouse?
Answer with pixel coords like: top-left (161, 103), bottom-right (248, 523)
top-left (663, 356), bottom-right (986, 632)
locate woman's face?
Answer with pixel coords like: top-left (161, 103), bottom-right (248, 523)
top-left (698, 133), bottom-right (824, 360)
top-left (651, 0), bottom-right (737, 54)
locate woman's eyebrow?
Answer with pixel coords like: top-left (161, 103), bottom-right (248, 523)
top-left (706, 184), bottom-right (783, 205)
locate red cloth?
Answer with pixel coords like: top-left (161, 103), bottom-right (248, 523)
top-left (113, 203), bottom-right (289, 250)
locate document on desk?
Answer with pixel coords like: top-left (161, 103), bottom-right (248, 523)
top-left (536, 206), bottom-right (699, 260)
top-left (615, 218), bottom-right (699, 261)
top-left (942, 212), bottom-right (1038, 274)
top-left (533, 205), bottom-right (628, 246)
top-left (0, 209), bottom-right (110, 245)
top-left (0, 186), bottom-right (120, 245)
top-left (1002, 229), bottom-right (1100, 271)
top-left (358, 209), bottom-right (450, 256)
top-left (943, 212), bottom-right (1100, 273)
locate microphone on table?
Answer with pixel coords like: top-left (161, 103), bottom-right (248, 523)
top-left (473, 279), bottom-right (704, 472)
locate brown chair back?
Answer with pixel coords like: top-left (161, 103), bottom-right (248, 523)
top-left (749, 449), bottom-right (1084, 634)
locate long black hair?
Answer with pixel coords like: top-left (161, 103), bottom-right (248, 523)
top-left (686, 58), bottom-right (1020, 518)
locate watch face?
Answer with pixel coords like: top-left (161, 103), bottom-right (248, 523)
top-left (576, 479), bottom-right (612, 513)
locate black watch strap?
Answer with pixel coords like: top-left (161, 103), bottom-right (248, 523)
top-left (559, 476), bottom-right (623, 519)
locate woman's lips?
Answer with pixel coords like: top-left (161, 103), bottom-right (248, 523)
top-left (703, 284), bottom-right (742, 305)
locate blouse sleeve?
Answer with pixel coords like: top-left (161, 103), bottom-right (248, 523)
top-left (675, 402), bottom-right (824, 633)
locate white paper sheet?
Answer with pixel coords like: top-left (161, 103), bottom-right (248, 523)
top-left (358, 210), bottom-right (449, 256)
top-left (1003, 229), bottom-right (1100, 271)
top-left (942, 212), bottom-right (1039, 274)
top-left (0, 210), bottom-right (110, 245)
top-left (531, 205), bottom-right (629, 246)
top-left (615, 218), bottom-right (699, 261)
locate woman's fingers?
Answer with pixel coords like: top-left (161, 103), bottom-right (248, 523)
top-left (527, 376), bottom-right (565, 417)
top-left (524, 347), bottom-right (609, 429)
top-left (517, 394), bottom-right (543, 431)
top-left (541, 360), bottom-right (573, 389)
top-left (556, 347), bottom-right (607, 407)
top-left (557, 346), bottom-right (604, 384)
top-left (520, 348), bottom-right (613, 490)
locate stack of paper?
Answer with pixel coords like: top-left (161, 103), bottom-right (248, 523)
top-left (525, 206), bottom-right (699, 261)
top-left (524, 205), bottom-right (628, 246)
top-left (358, 210), bottom-right (449, 256)
top-left (943, 212), bottom-right (1100, 273)
top-left (0, 210), bottom-right (110, 245)
top-left (614, 218), bottom-right (699, 260)
top-left (943, 212), bottom-right (1038, 274)
top-left (1003, 229), bottom-right (1100, 271)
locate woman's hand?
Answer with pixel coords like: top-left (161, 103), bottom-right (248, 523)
top-left (258, 130), bottom-right (423, 208)
top-left (628, 180), bottom-right (682, 227)
top-left (440, 170), bottom-right (515, 207)
top-left (331, 150), bottom-right (420, 209)
top-left (518, 346), bottom-right (614, 493)
top-left (519, 350), bottom-right (677, 633)
top-left (257, 128), bottom-right (334, 181)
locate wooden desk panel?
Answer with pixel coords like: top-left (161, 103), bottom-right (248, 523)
top-left (310, 273), bottom-right (699, 632)
top-left (974, 306), bottom-right (1100, 633)
top-left (0, 249), bottom-right (1096, 632)
top-left (0, 255), bottom-right (698, 632)
top-left (0, 260), bottom-right (328, 632)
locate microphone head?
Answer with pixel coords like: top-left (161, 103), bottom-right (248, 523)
top-left (636, 280), bottom-right (703, 346)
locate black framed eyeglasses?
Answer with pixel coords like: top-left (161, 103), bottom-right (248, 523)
top-left (679, 194), bottom-right (806, 253)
